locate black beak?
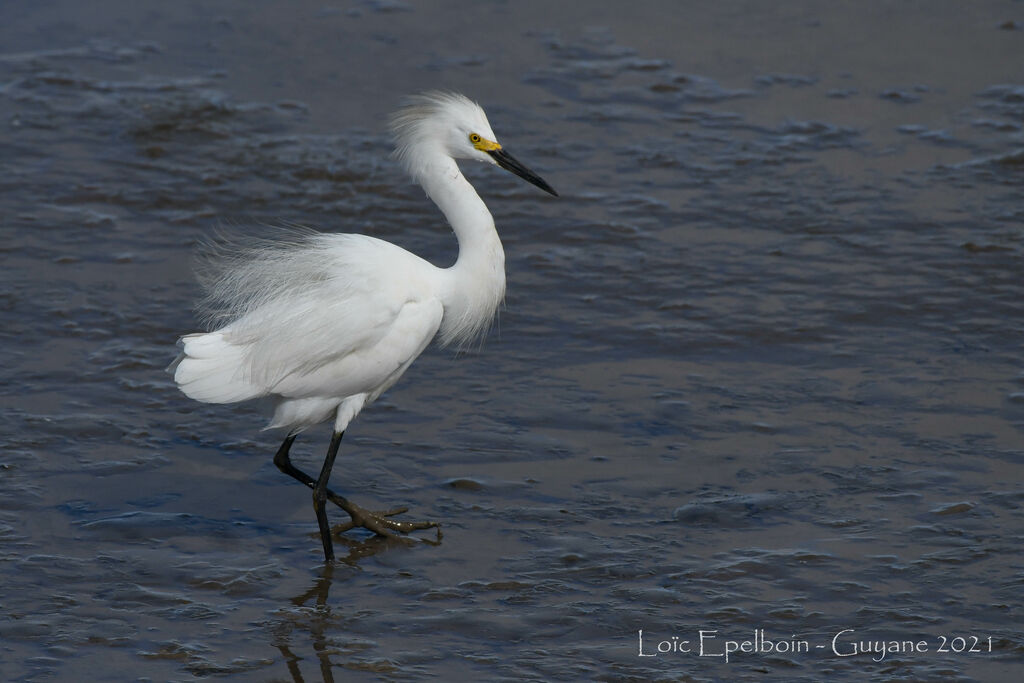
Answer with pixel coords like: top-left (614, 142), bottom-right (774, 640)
top-left (487, 148), bottom-right (558, 197)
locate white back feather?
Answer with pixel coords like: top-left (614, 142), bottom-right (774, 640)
top-left (193, 228), bottom-right (435, 387)
top-left (194, 225), bottom-right (328, 329)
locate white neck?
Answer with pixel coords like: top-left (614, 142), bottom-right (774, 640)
top-left (415, 153), bottom-right (506, 348)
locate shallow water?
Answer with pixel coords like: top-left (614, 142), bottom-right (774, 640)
top-left (2, 1), bottom-right (1023, 681)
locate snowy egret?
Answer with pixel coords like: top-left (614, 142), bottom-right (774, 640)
top-left (170, 91), bottom-right (557, 561)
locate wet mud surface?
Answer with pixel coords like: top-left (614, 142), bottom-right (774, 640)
top-left (1, 1), bottom-right (1023, 680)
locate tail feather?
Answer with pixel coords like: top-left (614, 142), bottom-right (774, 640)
top-left (170, 332), bottom-right (265, 404)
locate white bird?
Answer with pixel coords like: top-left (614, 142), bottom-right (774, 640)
top-left (170, 91), bottom-right (557, 561)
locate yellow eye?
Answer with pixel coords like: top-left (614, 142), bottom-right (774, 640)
top-left (469, 133), bottom-right (501, 152)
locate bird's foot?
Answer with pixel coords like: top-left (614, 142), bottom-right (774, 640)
top-left (333, 503), bottom-right (441, 542)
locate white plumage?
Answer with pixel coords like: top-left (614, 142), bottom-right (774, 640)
top-left (174, 232), bottom-right (446, 430)
top-left (170, 91), bottom-right (556, 561)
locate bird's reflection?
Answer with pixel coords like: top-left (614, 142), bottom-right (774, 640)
top-left (271, 531), bottom-right (440, 683)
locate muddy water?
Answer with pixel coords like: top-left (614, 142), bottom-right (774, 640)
top-left (2, 1), bottom-right (1023, 681)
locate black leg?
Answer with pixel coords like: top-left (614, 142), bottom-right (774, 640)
top-left (275, 433), bottom-right (359, 511)
top-left (312, 431), bottom-right (344, 562)
top-left (274, 434), bottom-right (311, 485)
top-left (271, 433), bottom-right (441, 558)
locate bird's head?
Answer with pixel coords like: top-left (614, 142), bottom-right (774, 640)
top-left (391, 91), bottom-right (557, 196)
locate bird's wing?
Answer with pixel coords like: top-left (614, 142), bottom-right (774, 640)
top-left (215, 234), bottom-right (444, 398)
top-left (271, 295), bottom-right (444, 401)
